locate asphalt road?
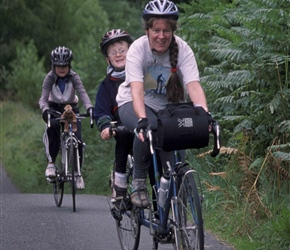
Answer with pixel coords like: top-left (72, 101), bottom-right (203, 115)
top-left (0, 165), bottom-right (234, 250)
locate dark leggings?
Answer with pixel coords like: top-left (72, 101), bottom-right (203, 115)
top-left (114, 129), bottom-right (134, 173)
top-left (46, 119), bottom-right (83, 165)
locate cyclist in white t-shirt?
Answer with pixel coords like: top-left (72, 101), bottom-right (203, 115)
top-left (116, 0), bottom-right (210, 207)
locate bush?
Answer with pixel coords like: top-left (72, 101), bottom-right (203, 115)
top-left (7, 40), bottom-right (46, 109)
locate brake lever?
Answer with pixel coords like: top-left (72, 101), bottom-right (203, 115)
top-left (148, 128), bottom-right (154, 154)
top-left (48, 111), bottom-right (51, 128)
top-left (211, 121), bottom-right (221, 157)
top-left (90, 108), bottom-right (94, 128)
top-left (110, 121), bottom-right (118, 136)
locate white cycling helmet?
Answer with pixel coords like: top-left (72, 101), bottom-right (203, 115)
top-left (143, 0), bottom-right (179, 21)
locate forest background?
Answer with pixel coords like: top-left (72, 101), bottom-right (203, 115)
top-left (1, 0), bottom-right (289, 249)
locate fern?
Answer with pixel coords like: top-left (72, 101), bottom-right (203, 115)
top-left (179, 0), bottom-right (290, 246)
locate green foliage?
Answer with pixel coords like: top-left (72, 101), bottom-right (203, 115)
top-left (0, 0), bottom-right (111, 93)
top-left (6, 40), bottom-right (45, 108)
top-left (99, 0), bottom-right (144, 39)
top-left (59, 0), bottom-right (109, 92)
top-left (0, 0), bottom-right (38, 68)
top-left (272, 207), bottom-right (290, 248)
top-left (179, 0), bottom-right (290, 249)
top-left (0, 0), bottom-right (147, 101)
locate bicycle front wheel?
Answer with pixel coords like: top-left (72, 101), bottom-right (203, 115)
top-left (53, 168), bottom-right (64, 207)
top-left (175, 164), bottom-right (204, 250)
top-left (68, 137), bottom-right (77, 212)
top-left (116, 207), bottom-right (141, 250)
top-left (53, 146), bottom-right (65, 207)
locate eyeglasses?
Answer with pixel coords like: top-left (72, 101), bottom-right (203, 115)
top-left (55, 65), bottom-right (69, 68)
top-left (108, 48), bottom-right (127, 58)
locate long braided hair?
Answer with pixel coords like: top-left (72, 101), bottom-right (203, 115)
top-left (167, 36), bottom-right (184, 102)
top-left (144, 18), bottom-right (184, 103)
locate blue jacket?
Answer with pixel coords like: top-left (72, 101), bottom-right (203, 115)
top-left (94, 74), bottom-right (123, 132)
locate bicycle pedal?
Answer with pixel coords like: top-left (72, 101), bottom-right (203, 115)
top-left (112, 197), bottom-right (132, 211)
top-left (110, 207), bottom-right (122, 221)
top-left (46, 177), bottom-right (56, 183)
top-left (74, 172), bottom-right (80, 177)
top-left (155, 233), bottom-right (174, 244)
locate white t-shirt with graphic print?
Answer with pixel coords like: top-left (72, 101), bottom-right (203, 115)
top-left (116, 35), bottom-right (200, 112)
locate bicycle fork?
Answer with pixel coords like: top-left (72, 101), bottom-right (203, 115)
top-left (64, 135), bottom-right (81, 179)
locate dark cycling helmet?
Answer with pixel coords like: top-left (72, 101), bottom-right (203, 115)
top-left (100, 29), bottom-right (133, 56)
top-left (50, 46), bottom-right (73, 66)
top-left (143, 0), bottom-right (179, 21)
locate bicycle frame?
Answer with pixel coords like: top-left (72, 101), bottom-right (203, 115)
top-left (114, 120), bottom-right (220, 249)
top-left (47, 109), bottom-right (94, 212)
top-left (63, 126), bottom-right (81, 179)
top-left (138, 130), bottom-right (201, 240)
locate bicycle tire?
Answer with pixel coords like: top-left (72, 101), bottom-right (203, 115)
top-left (175, 164), bottom-right (204, 250)
top-left (53, 167), bottom-right (64, 207)
top-left (68, 137), bottom-right (77, 212)
top-left (116, 207), bottom-right (141, 250)
top-left (53, 140), bottom-right (65, 207)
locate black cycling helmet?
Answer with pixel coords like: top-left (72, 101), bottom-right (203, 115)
top-left (50, 46), bottom-right (73, 66)
top-left (100, 29), bottom-right (133, 56)
top-left (143, 0), bottom-right (179, 21)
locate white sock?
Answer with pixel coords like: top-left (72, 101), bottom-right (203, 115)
top-left (114, 172), bottom-right (127, 188)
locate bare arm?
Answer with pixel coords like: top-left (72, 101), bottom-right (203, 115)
top-left (186, 81), bottom-right (208, 112)
top-left (131, 81), bottom-right (146, 119)
top-left (131, 81), bottom-right (147, 141)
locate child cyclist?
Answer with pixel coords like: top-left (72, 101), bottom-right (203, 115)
top-left (39, 46), bottom-right (94, 189)
top-left (94, 29), bottom-right (134, 205)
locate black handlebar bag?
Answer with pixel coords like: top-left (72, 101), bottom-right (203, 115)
top-left (156, 103), bottom-right (209, 152)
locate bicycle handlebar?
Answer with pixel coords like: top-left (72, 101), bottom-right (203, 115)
top-left (109, 121), bottom-right (130, 136)
top-left (145, 120), bottom-right (221, 157)
top-left (47, 110), bottom-right (94, 129)
top-left (110, 118), bottom-right (221, 157)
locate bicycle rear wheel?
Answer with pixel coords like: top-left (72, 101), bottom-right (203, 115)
top-left (68, 137), bottom-right (77, 212)
top-left (175, 164), bottom-right (204, 250)
top-left (116, 207), bottom-right (141, 250)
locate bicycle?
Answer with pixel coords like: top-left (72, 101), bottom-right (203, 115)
top-left (46, 108), bottom-right (94, 212)
top-left (110, 119), bottom-right (220, 250)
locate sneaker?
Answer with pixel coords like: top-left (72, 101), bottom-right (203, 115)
top-left (111, 185), bottom-right (132, 211)
top-left (76, 176), bottom-right (85, 190)
top-left (45, 163), bottom-right (56, 177)
top-left (111, 185), bottom-right (127, 203)
top-left (131, 179), bottom-right (150, 208)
